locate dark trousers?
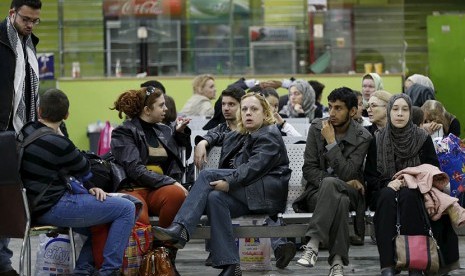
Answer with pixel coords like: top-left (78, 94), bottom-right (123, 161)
top-left (374, 187), bottom-right (459, 270)
top-left (305, 177), bottom-right (363, 265)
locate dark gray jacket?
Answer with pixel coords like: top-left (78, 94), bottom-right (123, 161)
top-left (111, 117), bottom-right (191, 189)
top-left (293, 118), bottom-right (371, 212)
top-left (220, 125), bottom-right (291, 214)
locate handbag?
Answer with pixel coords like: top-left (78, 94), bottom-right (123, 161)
top-left (394, 192), bottom-right (442, 273)
top-left (139, 247), bottom-right (175, 276)
top-left (122, 222), bottom-right (154, 276)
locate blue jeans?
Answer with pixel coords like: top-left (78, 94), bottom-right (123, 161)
top-left (36, 192), bottom-right (135, 276)
top-left (0, 238), bottom-right (13, 273)
top-left (174, 169), bottom-right (251, 267)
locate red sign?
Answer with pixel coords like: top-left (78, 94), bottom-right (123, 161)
top-left (103, 0), bottom-right (163, 17)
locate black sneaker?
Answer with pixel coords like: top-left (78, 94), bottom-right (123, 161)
top-left (274, 242), bottom-right (296, 269)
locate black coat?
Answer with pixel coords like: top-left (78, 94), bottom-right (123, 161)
top-left (111, 117), bottom-right (191, 189)
top-left (0, 19), bottom-right (39, 131)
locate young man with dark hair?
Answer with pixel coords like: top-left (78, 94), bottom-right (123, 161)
top-left (0, 1), bottom-right (42, 275)
top-left (293, 87), bottom-right (372, 276)
top-left (20, 89), bottom-right (135, 276)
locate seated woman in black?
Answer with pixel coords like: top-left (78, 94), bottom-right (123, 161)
top-left (364, 94), bottom-right (459, 276)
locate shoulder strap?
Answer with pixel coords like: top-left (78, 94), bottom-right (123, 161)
top-left (17, 127), bottom-right (56, 171)
top-left (17, 127), bottom-right (56, 211)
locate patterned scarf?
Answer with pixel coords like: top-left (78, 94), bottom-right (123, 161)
top-left (375, 94), bottom-right (428, 179)
top-left (6, 17), bottom-right (39, 132)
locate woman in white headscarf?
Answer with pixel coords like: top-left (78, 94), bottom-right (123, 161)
top-left (404, 74), bottom-right (435, 92)
top-left (361, 73), bottom-right (384, 117)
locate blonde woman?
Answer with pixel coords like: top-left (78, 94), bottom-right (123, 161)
top-left (421, 100), bottom-right (461, 138)
top-left (154, 93), bottom-right (291, 276)
top-left (180, 74), bottom-right (217, 116)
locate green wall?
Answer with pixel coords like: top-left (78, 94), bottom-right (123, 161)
top-left (58, 74), bottom-right (402, 150)
top-left (427, 15), bottom-right (465, 138)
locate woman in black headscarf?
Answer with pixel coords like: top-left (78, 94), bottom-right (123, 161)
top-left (364, 94), bottom-right (459, 276)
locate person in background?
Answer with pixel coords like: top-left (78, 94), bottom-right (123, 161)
top-left (365, 90), bottom-right (392, 136)
top-left (22, 88), bottom-right (135, 276)
top-left (310, 80), bottom-right (326, 119)
top-left (154, 93), bottom-right (291, 276)
top-left (259, 87), bottom-right (302, 137)
top-left (405, 83), bottom-right (435, 108)
top-left (294, 87), bottom-right (372, 276)
top-left (353, 90), bottom-right (371, 127)
top-left (280, 79), bottom-right (316, 122)
top-left (364, 94), bottom-right (459, 276)
top-left (404, 74), bottom-right (435, 92)
top-left (361, 73), bottom-right (384, 117)
top-left (411, 106), bottom-right (424, 127)
top-left (110, 86), bottom-right (192, 273)
top-left (0, 1), bottom-right (42, 275)
top-left (180, 74), bottom-right (216, 117)
top-left (141, 80), bottom-right (177, 125)
top-left (421, 99), bottom-right (461, 138)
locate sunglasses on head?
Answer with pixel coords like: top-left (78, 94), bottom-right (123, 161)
top-left (144, 86), bottom-right (155, 106)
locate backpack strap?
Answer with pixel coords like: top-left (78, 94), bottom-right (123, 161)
top-left (17, 127), bottom-right (56, 171)
top-left (17, 127), bottom-right (57, 212)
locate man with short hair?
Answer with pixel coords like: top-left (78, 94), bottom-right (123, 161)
top-left (293, 87), bottom-right (372, 276)
top-left (0, 1), bottom-right (42, 275)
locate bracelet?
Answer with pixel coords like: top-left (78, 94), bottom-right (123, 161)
top-left (278, 120), bottom-right (286, 130)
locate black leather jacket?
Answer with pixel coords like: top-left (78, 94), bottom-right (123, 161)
top-left (111, 117), bottom-right (191, 189)
top-left (0, 19), bottom-right (39, 131)
top-left (220, 125), bottom-right (291, 214)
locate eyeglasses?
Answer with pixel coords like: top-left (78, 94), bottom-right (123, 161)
top-left (144, 86), bottom-right (155, 106)
top-left (15, 11), bottom-right (40, 26)
top-left (367, 103), bottom-right (386, 109)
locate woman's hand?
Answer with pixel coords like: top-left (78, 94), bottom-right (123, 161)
top-left (422, 122), bottom-right (443, 135)
top-left (194, 140), bottom-right (209, 169)
top-left (175, 117), bottom-right (191, 132)
top-left (387, 179), bottom-right (403, 191)
top-left (89, 187), bottom-right (108, 201)
top-left (210, 180), bottom-right (229, 192)
top-left (274, 112), bottom-right (285, 125)
top-left (174, 182), bottom-right (188, 196)
top-left (293, 104), bottom-right (304, 114)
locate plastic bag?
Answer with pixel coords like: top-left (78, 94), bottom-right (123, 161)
top-left (35, 233), bottom-right (73, 276)
top-left (97, 121), bottom-right (113, 156)
top-left (238, 237), bottom-right (272, 271)
top-left (433, 133), bottom-right (465, 206)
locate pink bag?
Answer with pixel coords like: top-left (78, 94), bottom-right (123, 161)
top-left (97, 121), bottom-right (113, 156)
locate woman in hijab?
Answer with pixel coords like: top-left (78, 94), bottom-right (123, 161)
top-left (279, 79), bottom-right (316, 121)
top-left (364, 94), bottom-right (459, 276)
top-left (361, 73), bottom-right (384, 117)
top-left (404, 74), bottom-right (435, 92)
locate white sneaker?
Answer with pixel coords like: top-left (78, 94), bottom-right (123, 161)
top-left (328, 264), bottom-right (344, 276)
top-left (296, 245), bottom-right (318, 267)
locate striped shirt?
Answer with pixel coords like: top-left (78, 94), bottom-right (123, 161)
top-left (20, 121), bottom-right (90, 216)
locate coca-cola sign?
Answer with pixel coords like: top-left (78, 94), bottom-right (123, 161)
top-left (103, 0), bottom-right (163, 17)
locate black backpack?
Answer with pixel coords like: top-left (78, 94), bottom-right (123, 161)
top-left (17, 127), bottom-right (56, 171)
